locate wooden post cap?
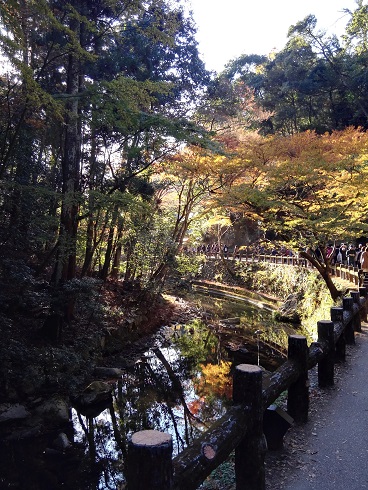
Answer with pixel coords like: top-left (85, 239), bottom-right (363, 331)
top-left (128, 430), bottom-right (173, 489)
top-left (289, 334), bottom-right (306, 340)
top-left (317, 320), bottom-right (334, 326)
top-left (131, 430), bottom-right (172, 447)
top-left (233, 364), bottom-right (263, 405)
top-left (235, 364), bottom-right (262, 374)
top-left (331, 307), bottom-right (343, 321)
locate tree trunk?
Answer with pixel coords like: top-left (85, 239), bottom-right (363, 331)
top-left (52, 14), bottom-right (82, 322)
top-left (100, 204), bottom-right (119, 281)
top-left (299, 250), bottom-right (340, 301)
top-left (53, 50), bottom-right (81, 284)
top-left (82, 217), bottom-right (95, 277)
top-left (110, 220), bottom-right (123, 281)
top-left (81, 123), bottom-right (98, 277)
top-left (123, 239), bottom-right (137, 283)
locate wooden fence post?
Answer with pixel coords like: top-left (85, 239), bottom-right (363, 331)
top-left (127, 430), bottom-right (173, 490)
top-left (287, 335), bottom-right (309, 423)
top-left (354, 267), bottom-right (359, 285)
top-left (331, 307), bottom-right (345, 361)
top-left (343, 297), bottom-right (355, 344)
top-left (359, 287), bottom-right (368, 322)
top-left (351, 291), bottom-right (362, 332)
top-left (317, 320), bottom-right (335, 387)
top-left (233, 364), bottom-right (266, 490)
top-left (348, 266), bottom-right (353, 283)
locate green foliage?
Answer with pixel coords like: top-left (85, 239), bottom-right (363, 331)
top-left (0, 0), bottom-right (212, 298)
top-left (52, 277), bottom-right (103, 317)
top-left (199, 453), bottom-right (235, 490)
top-left (220, 4), bottom-right (368, 134)
top-left (232, 262), bottom-right (302, 297)
top-left (174, 254), bottom-right (206, 279)
top-left (0, 258), bottom-right (51, 314)
top-left (233, 261), bottom-right (335, 339)
top-left (343, 0), bottom-right (368, 54)
top-left (173, 319), bottom-right (220, 367)
top-left (119, 208), bottom-right (177, 286)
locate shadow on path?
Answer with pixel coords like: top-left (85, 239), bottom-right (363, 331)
top-left (265, 324), bottom-right (368, 490)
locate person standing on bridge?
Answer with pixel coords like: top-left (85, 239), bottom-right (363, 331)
top-left (347, 244), bottom-right (356, 266)
top-left (361, 246), bottom-right (368, 273)
top-left (356, 244), bottom-right (363, 268)
top-left (339, 243), bottom-right (348, 265)
top-left (326, 244), bottom-right (333, 260)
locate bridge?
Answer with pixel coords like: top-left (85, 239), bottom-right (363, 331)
top-left (210, 250), bottom-right (363, 288)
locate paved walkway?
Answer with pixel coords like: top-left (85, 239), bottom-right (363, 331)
top-left (266, 324), bottom-right (368, 490)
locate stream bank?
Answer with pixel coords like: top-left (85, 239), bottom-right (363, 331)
top-left (0, 258), bottom-right (329, 443)
top-left (0, 258), bottom-right (338, 489)
top-left (0, 282), bottom-right (288, 489)
top-left (0, 284), bottom-right (206, 489)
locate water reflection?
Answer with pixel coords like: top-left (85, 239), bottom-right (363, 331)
top-left (71, 296), bottom-right (290, 488)
top-left (0, 294), bottom-right (291, 489)
top-left (72, 341), bottom-right (232, 487)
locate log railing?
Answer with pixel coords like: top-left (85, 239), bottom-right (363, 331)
top-left (126, 288), bottom-right (368, 490)
top-left (333, 263), bottom-right (361, 286)
top-left (215, 252), bottom-right (361, 287)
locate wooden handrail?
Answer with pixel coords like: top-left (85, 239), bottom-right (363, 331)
top-left (126, 289), bottom-right (368, 489)
top-left (202, 252), bottom-right (361, 287)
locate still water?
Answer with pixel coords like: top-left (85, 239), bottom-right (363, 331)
top-left (1, 293), bottom-right (294, 489)
top-left (70, 293), bottom-right (292, 489)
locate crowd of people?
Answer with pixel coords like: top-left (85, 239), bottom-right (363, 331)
top-left (324, 243), bottom-right (368, 272)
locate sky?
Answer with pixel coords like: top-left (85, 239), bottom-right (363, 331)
top-left (188, 0), bottom-right (359, 72)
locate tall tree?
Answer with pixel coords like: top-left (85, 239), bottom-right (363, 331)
top-left (0, 0), bottom-right (213, 320)
top-left (221, 6), bottom-right (368, 135)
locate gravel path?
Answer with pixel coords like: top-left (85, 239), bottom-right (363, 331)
top-left (266, 323), bottom-right (368, 490)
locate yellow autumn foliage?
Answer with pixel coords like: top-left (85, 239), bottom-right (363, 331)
top-left (207, 126), bottom-right (368, 243)
top-left (195, 360), bottom-right (233, 400)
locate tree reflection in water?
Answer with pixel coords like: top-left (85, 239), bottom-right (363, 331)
top-left (72, 296), bottom-right (289, 488)
top-left (72, 342), bottom-right (231, 487)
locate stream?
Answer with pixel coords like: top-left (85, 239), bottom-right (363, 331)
top-left (1, 290), bottom-right (296, 489)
